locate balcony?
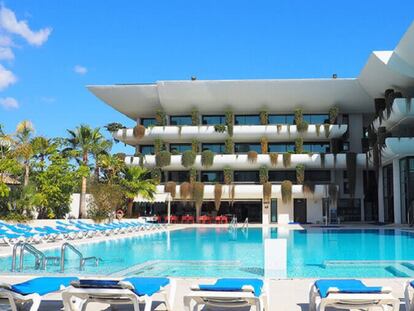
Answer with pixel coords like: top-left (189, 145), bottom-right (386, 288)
top-left (156, 184), bottom-right (331, 200)
top-left (125, 153), bottom-right (369, 170)
top-left (372, 98), bottom-right (414, 131)
top-left (380, 137), bottom-right (414, 164)
top-left (114, 124), bottom-right (347, 144)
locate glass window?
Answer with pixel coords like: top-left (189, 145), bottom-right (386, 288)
top-left (141, 118), bottom-right (156, 127)
top-left (234, 143), bottom-right (261, 153)
top-left (170, 115), bottom-right (192, 126)
top-left (268, 114), bottom-right (294, 124)
top-left (270, 199), bottom-right (278, 223)
top-left (169, 144), bottom-right (192, 154)
top-left (235, 115), bottom-right (261, 125)
top-left (139, 145), bottom-right (154, 155)
top-left (303, 114), bottom-right (329, 124)
top-left (337, 199), bottom-right (361, 221)
top-left (305, 170), bottom-right (331, 183)
top-left (234, 171), bottom-right (259, 183)
top-left (168, 171), bottom-right (189, 183)
top-left (202, 115), bottom-right (225, 125)
top-left (303, 143), bottom-right (330, 153)
top-left (268, 143), bottom-right (295, 153)
top-left (201, 171), bottom-right (224, 183)
top-left (202, 143), bottom-right (225, 153)
top-left (268, 171), bottom-right (296, 182)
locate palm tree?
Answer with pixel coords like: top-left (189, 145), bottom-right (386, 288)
top-left (91, 139), bottom-right (112, 179)
top-left (98, 153), bottom-right (124, 183)
top-left (31, 136), bottom-right (56, 169)
top-left (65, 125), bottom-right (109, 218)
top-left (14, 121), bottom-right (34, 186)
top-left (119, 166), bottom-right (156, 218)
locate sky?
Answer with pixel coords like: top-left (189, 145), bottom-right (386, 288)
top-left (0, 0), bottom-right (413, 154)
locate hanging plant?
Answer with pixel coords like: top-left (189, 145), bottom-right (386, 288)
top-left (269, 153), bottom-right (279, 167)
top-left (135, 153), bottom-right (144, 167)
top-left (151, 167), bottom-right (162, 184)
top-left (182, 150), bottom-right (196, 168)
top-left (225, 110), bottom-right (234, 136)
top-left (122, 128), bottom-right (127, 139)
top-left (105, 122), bottom-right (125, 132)
top-left (260, 136), bottom-right (268, 154)
top-left (296, 164), bottom-right (305, 184)
top-left (193, 182), bottom-right (204, 221)
top-left (329, 106), bottom-right (339, 124)
top-left (191, 108), bottom-right (199, 125)
top-left (133, 125), bottom-right (146, 139)
top-left (283, 153), bottom-right (291, 168)
top-left (154, 138), bottom-right (164, 153)
top-left (223, 166), bottom-right (233, 184)
top-left (323, 124), bottom-right (330, 138)
top-left (281, 180), bottom-right (292, 204)
top-left (277, 124), bottom-right (282, 134)
top-left (214, 124), bottom-right (226, 133)
top-left (295, 137), bottom-right (304, 154)
top-left (214, 183), bottom-right (222, 211)
top-left (189, 167), bottom-right (197, 183)
top-left (259, 165), bottom-right (269, 184)
top-left (180, 182), bottom-right (192, 200)
top-left (287, 125), bottom-right (291, 136)
top-left (155, 109), bottom-right (166, 126)
top-left (320, 153), bottom-right (325, 168)
top-left (295, 108), bottom-right (308, 132)
top-left (115, 153), bottom-right (126, 161)
top-left (229, 184), bottom-right (236, 205)
top-left (155, 150), bottom-right (171, 167)
top-left (165, 181), bottom-right (176, 199)
top-left (263, 182), bottom-right (272, 203)
top-left (346, 152), bottom-right (357, 197)
top-left (302, 181), bottom-right (315, 197)
top-left (201, 150), bottom-right (215, 168)
top-left (225, 138), bottom-right (234, 154)
top-left (260, 110), bottom-right (268, 125)
top-left (315, 124), bottom-right (321, 137)
top-left (191, 139), bottom-right (199, 153)
top-left (328, 184), bottom-right (338, 206)
top-left (377, 127), bottom-right (388, 149)
top-left (247, 150), bottom-right (258, 163)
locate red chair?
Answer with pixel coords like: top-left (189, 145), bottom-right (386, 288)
top-left (221, 215), bottom-right (228, 224)
top-left (187, 215), bottom-right (195, 224)
top-left (215, 216), bottom-right (222, 224)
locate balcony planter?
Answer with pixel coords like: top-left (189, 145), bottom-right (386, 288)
top-left (281, 180), bottom-right (292, 204)
top-left (214, 184), bottom-right (222, 210)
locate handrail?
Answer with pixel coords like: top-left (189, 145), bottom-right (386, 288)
top-left (228, 216), bottom-right (238, 231)
top-left (19, 242), bottom-right (45, 271)
top-left (60, 242), bottom-right (99, 272)
top-left (242, 218), bottom-right (249, 230)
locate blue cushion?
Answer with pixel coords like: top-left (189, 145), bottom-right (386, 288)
top-left (77, 279), bottom-right (123, 289)
top-left (11, 277), bottom-right (78, 296)
top-left (123, 277), bottom-right (169, 296)
top-left (315, 279), bottom-right (383, 298)
top-left (410, 281), bottom-right (414, 288)
top-left (198, 278), bottom-right (263, 297)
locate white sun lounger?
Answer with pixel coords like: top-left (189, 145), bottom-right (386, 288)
top-left (309, 279), bottom-right (399, 311)
top-left (404, 280), bottom-right (414, 311)
top-left (62, 277), bottom-right (175, 311)
top-left (183, 278), bottom-right (267, 311)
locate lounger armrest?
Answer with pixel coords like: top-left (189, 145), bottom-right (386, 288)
top-left (326, 286), bottom-right (392, 295)
top-left (118, 281), bottom-right (134, 290)
top-left (0, 282), bottom-right (11, 290)
top-left (380, 286), bottom-right (392, 293)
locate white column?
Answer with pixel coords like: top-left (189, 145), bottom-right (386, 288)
top-left (167, 198), bottom-right (171, 224)
top-left (377, 168), bottom-right (385, 222)
top-left (262, 201), bottom-right (270, 225)
top-left (392, 159), bottom-right (401, 224)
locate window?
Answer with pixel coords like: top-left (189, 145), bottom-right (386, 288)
top-left (170, 144), bottom-right (192, 154)
top-left (202, 143), bottom-right (225, 153)
top-left (268, 143), bottom-right (295, 153)
top-left (168, 171), bottom-right (189, 183)
top-left (141, 118), bottom-right (156, 127)
top-left (170, 115), bottom-right (192, 126)
top-left (234, 171), bottom-right (259, 183)
top-left (305, 170), bottom-right (331, 183)
top-left (139, 145), bottom-right (154, 155)
top-left (268, 171), bottom-right (296, 182)
top-left (343, 170), bottom-right (349, 194)
top-left (342, 114), bottom-right (349, 125)
top-left (303, 114), bottom-right (329, 124)
top-left (235, 115), bottom-right (261, 125)
top-left (268, 114), bottom-right (294, 124)
top-left (201, 171), bottom-right (224, 183)
top-left (235, 143), bottom-right (261, 153)
top-left (303, 143), bottom-right (330, 153)
top-left (202, 115), bottom-right (225, 125)
top-left (337, 199), bottom-right (361, 221)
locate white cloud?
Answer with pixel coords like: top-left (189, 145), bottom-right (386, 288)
top-left (0, 6), bottom-right (52, 46)
top-left (74, 65), bottom-right (87, 75)
top-left (0, 46), bottom-right (13, 60)
top-left (0, 64), bottom-right (16, 90)
top-left (0, 96), bottom-right (18, 109)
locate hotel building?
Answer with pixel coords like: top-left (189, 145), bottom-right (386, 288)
top-left (88, 23), bottom-right (414, 224)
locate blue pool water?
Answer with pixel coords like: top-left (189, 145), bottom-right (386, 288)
top-left (2, 228), bottom-right (414, 278)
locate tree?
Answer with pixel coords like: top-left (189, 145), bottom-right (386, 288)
top-left (65, 125), bottom-right (109, 218)
top-left (98, 153), bottom-right (124, 183)
top-left (87, 181), bottom-right (124, 222)
top-left (31, 136), bottom-right (56, 167)
top-left (14, 120), bottom-right (35, 186)
top-left (119, 166), bottom-right (156, 217)
top-left (91, 139), bottom-right (112, 179)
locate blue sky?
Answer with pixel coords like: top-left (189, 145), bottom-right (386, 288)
top-left (1, 0), bottom-right (413, 154)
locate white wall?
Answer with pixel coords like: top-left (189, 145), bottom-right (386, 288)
top-left (277, 199), bottom-right (293, 224)
top-left (68, 193), bottom-right (93, 219)
top-left (307, 198), bottom-right (323, 223)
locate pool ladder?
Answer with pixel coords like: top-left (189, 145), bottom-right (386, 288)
top-left (60, 242), bottom-right (100, 272)
top-left (241, 218), bottom-right (249, 230)
top-left (228, 217), bottom-right (237, 231)
top-left (11, 242), bottom-right (60, 272)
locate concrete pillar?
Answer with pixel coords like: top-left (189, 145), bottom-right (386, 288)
top-left (262, 201), bottom-right (270, 225)
top-left (378, 168), bottom-right (385, 222)
top-left (392, 159), bottom-right (401, 224)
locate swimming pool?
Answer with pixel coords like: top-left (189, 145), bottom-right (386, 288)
top-left (2, 228), bottom-right (414, 278)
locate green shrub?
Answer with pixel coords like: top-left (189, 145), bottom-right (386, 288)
top-left (201, 150), bottom-right (214, 168)
top-left (155, 109), bottom-right (166, 126)
top-left (223, 166), bottom-right (233, 184)
top-left (225, 138), bottom-right (234, 154)
top-left (155, 150), bottom-right (171, 167)
top-left (214, 124), bottom-right (226, 133)
top-left (182, 150), bottom-right (196, 168)
top-left (191, 108), bottom-right (199, 125)
top-left (259, 165), bottom-right (269, 184)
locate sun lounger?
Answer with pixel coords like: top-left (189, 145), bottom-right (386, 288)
top-left (183, 278), bottom-right (267, 311)
top-left (0, 276), bottom-right (77, 311)
top-left (309, 279), bottom-right (399, 311)
top-left (404, 280), bottom-right (414, 311)
top-left (62, 277), bottom-right (175, 311)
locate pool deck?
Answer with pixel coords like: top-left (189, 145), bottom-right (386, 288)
top-left (0, 276), bottom-right (410, 310)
